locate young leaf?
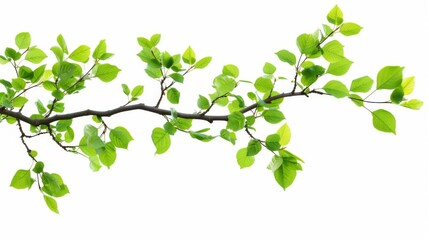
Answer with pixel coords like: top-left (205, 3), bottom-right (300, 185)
top-left (109, 126), bottom-right (134, 149)
top-left (15, 32), bottom-right (31, 49)
top-left (57, 34), bottom-right (68, 54)
top-left (194, 56), bottom-right (212, 69)
top-left (326, 58), bottom-right (353, 76)
top-left (350, 76), bottom-right (373, 93)
top-left (11, 78), bottom-right (26, 91)
top-left (377, 66), bottom-right (404, 90)
top-left (43, 195), bottom-right (59, 214)
top-left (327, 5), bottom-right (343, 25)
top-left (254, 77), bottom-right (273, 93)
top-left (222, 64), bottom-right (239, 78)
top-left (372, 109), bottom-right (396, 134)
top-left (220, 129), bottom-right (237, 145)
top-left (32, 161), bottom-right (44, 174)
top-left (163, 122), bottom-right (177, 135)
top-left (227, 111), bottom-right (245, 131)
top-left (213, 75), bottom-right (235, 95)
top-left (10, 169), bottom-right (35, 189)
top-left (340, 22), bottom-right (363, 36)
top-left (131, 85), bottom-right (144, 98)
top-left (349, 94), bottom-right (364, 107)
top-left (274, 160), bottom-right (297, 190)
top-left (322, 40), bottom-right (344, 63)
top-left (263, 62), bottom-right (276, 74)
top-left (99, 142), bottom-right (117, 168)
top-left (56, 119), bottom-right (72, 132)
top-left (247, 140), bottom-right (262, 156)
top-left (277, 123), bottom-right (291, 146)
top-left (122, 84), bottom-right (130, 95)
top-left (167, 88), bottom-right (180, 104)
top-left (197, 95), bottom-right (210, 109)
top-left (65, 127), bottom-right (74, 143)
top-left (169, 73), bottom-right (184, 83)
top-left (275, 49), bottom-right (296, 65)
top-left (182, 46), bottom-right (196, 64)
top-left (95, 63), bottom-right (121, 82)
top-left (93, 40), bottom-right (106, 60)
top-left (189, 131), bottom-right (215, 142)
top-left (150, 34), bottom-right (161, 46)
top-left (401, 76), bottom-right (414, 95)
top-left (236, 148), bottom-right (255, 169)
top-left (390, 87), bottom-right (404, 104)
top-left (25, 47), bottom-right (47, 64)
top-left (12, 96), bottom-right (28, 108)
top-left (266, 134), bottom-right (281, 151)
top-left (69, 45), bottom-right (90, 63)
top-left (296, 33), bottom-right (319, 55)
top-left (401, 99), bottom-right (423, 110)
top-left (323, 80), bottom-right (349, 98)
top-left (263, 109), bottom-right (285, 124)
top-left (151, 127), bottom-right (171, 154)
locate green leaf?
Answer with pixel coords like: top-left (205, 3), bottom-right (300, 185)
top-left (274, 160), bottom-right (297, 190)
top-left (213, 75), bottom-right (236, 95)
top-left (32, 161), bottom-right (44, 174)
top-left (189, 130), bottom-right (215, 142)
top-left (25, 47), bottom-right (47, 64)
top-left (322, 40), bottom-right (344, 63)
top-left (131, 85), bottom-right (144, 98)
top-left (323, 24), bottom-right (333, 36)
top-left (323, 80), bottom-right (349, 98)
top-left (43, 195), bottom-right (59, 214)
top-left (277, 123), bottom-right (291, 146)
top-left (349, 94), bottom-right (364, 107)
top-left (19, 66), bottom-right (34, 80)
top-left (401, 99), bottom-right (423, 110)
top-left (222, 64), bottom-right (239, 78)
top-left (266, 134), bottom-right (281, 151)
top-left (65, 127), bottom-right (74, 143)
top-left (327, 5), bottom-right (343, 25)
top-left (163, 122), bottom-right (177, 135)
top-left (35, 100), bottom-right (47, 114)
top-left (220, 129), bottom-right (236, 145)
top-left (161, 51), bottom-right (174, 68)
top-left (172, 117), bottom-right (192, 130)
top-left (301, 65), bottom-right (325, 86)
top-left (95, 63), bottom-right (121, 82)
top-left (182, 46), bottom-right (196, 64)
top-left (194, 56), bottom-right (212, 69)
top-left (167, 88), bottom-right (180, 104)
top-left (372, 109), bottom-right (396, 134)
top-left (99, 142), bottom-right (117, 168)
top-left (10, 169), bottom-right (35, 189)
top-left (275, 49), bottom-right (296, 65)
top-left (41, 173), bottom-right (69, 197)
top-left (350, 76), bottom-right (374, 93)
top-left (263, 62), bottom-right (276, 74)
top-left (80, 136), bottom-right (97, 157)
top-left (236, 148), bottom-right (255, 169)
top-left (197, 95), bottom-right (210, 109)
top-left (376, 66), bottom-right (404, 90)
top-left (11, 78), bottom-right (26, 91)
top-left (340, 22), bottom-right (363, 36)
top-left (401, 76), bottom-right (414, 95)
top-left (169, 73), bottom-right (184, 83)
top-left (89, 155), bottom-right (102, 171)
top-left (263, 109), bottom-right (285, 124)
top-left (327, 57), bottom-right (353, 76)
top-left (32, 64), bottom-right (46, 83)
top-left (254, 77), bottom-right (273, 93)
top-left (109, 126), bottom-right (134, 149)
top-left (5, 47), bottom-right (21, 60)
top-left (150, 34), bottom-right (161, 47)
top-left (92, 39), bottom-right (106, 60)
top-left (296, 34), bottom-right (319, 55)
top-left (12, 96), bottom-right (28, 108)
top-left (69, 45), bottom-right (90, 63)
top-left (151, 127), bottom-right (171, 154)
top-left (227, 111), bottom-right (245, 131)
top-left (56, 119), bottom-right (72, 132)
top-left (267, 155), bottom-right (283, 172)
top-left (145, 67), bottom-right (162, 79)
top-left (15, 32), bottom-right (31, 49)
top-left (390, 87), bottom-right (404, 104)
top-left (50, 46), bottom-right (64, 62)
top-left (247, 140), bottom-right (262, 156)
top-left (137, 37), bottom-right (153, 49)
top-left (57, 34), bottom-right (68, 54)
top-left (121, 84), bottom-right (130, 95)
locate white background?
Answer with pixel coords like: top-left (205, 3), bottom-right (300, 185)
top-left (0, 0), bottom-right (428, 239)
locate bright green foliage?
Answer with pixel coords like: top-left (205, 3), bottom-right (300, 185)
top-left (10, 169), bottom-right (35, 189)
top-left (401, 99), bottom-right (423, 110)
top-left (275, 49), bottom-right (296, 65)
top-left (109, 126), bottom-right (133, 149)
top-left (401, 76), bottom-right (414, 95)
top-left (254, 77), bottom-right (273, 93)
top-left (247, 139), bottom-right (262, 156)
top-left (277, 123), bottom-right (291, 146)
top-left (327, 5), bottom-right (343, 25)
top-left (32, 161), bottom-right (44, 174)
top-left (265, 134), bottom-right (281, 151)
top-left (273, 157), bottom-right (298, 190)
top-left (183, 46), bottom-right (196, 64)
top-left (223, 64), bottom-right (239, 78)
top-left (263, 62), bottom-right (276, 74)
top-left (167, 88), bottom-right (180, 104)
top-left (69, 45), bottom-right (90, 63)
top-left (390, 87), bottom-right (404, 104)
top-left (57, 34), bottom-right (68, 54)
top-left (93, 40), bottom-right (107, 60)
top-left (99, 142), bottom-right (117, 168)
top-left (220, 129), bottom-right (237, 145)
top-left (350, 76), bottom-right (373, 93)
top-left (43, 195), bottom-right (59, 214)
top-left (296, 34), bottom-right (319, 56)
top-left (15, 32), bottom-right (31, 49)
top-left (25, 47), bottom-right (47, 64)
top-left (197, 95), bottom-right (210, 109)
top-left (349, 94), bottom-right (364, 107)
top-left (326, 57), bottom-right (352, 76)
top-left (151, 127), bottom-right (171, 154)
top-left (189, 129), bottom-right (215, 142)
top-left (213, 75), bottom-right (236, 95)
top-left (372, 109), bottom-right (396, 134)
top-left (236, 148), bottom-right (255, 169)
top-left (376, 66), bottom-right (404, 90)
top-left (194, 56), bottom-right (212, 69)
top-left (41, 173), bottom-right (69, 198)
top-left (340, 22), bottom-right (363, 36)
top-left (12, 78), bottom-right (26, 91)
top-left (263, 109), bottom-right (285, 124)
top-left (322, 40), bottom-right (344, 62)
top-left (227, 111), bottom-right (245, 131)
top-left (95, 63), bottom-right (121, 82)
top-left (323, 80), bottom-right (349, 98)
top-left (301, 64), bottom-right (325, 86)
top-left (131, 85), bottom-right (144, 98)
